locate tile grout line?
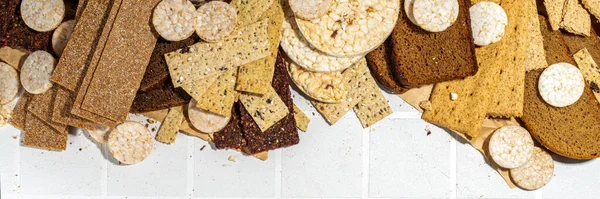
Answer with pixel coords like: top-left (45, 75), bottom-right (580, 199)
top-left (101, 145), bottom-right (108, 196)
top-left (186, 136), bottom-right (195, 197)
top-left (362, 127), bottom-right (370, 199)
top-left (450, 134), bottom-right (457, 199)
top-left (274, 149), bottom-right (282, 198)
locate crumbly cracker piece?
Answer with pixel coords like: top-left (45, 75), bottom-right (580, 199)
top-left (52, 87), bottom-right (96, 130)
top-left (9, 93), bottom-right (32, 130)
top-left (560, 0), bottom-right (591, 36)
top-left (413, 0), bottom-right (459, 32)
top-left (188, 99), bottom-right (231, 134)
top-left (510, 147), bottom-right (554, 190)
top-left (51, 20), bottom-right (75, 57)
top-left (239, 86), bottom-right (289, 132)
top-left (538, 63), bottom-right (585, 107)
top-left (573, 48), bottom-right (600, 104)
top-left (81, 0), bottom-right (161, 122)
top-left (292, 104), bottom-right (310, 132)
top-left (295, 0), bottom-right (399, 57)
top-left (280, 5), bottom-right (362, 72)
top-left (230, 0), bottom-right (273, 26)
top-left (353, 77), bottom-right (392, 128)
top-left (23, 112), bottom-right (68, 151)
top-left (289, 0), bottom-right (331, 20)
top-left (195, 1), bottom-right (237, 42)
top-left (544, 0), bottom-right (567, 30)
top-left (196, 69), bottom-right (238, 116)
top-left (165, 19), bottom-right (270, 87)
top-left (469, 2), bottom-right (508, 46)
top-left (0, 62), bottom-right (19, 105)
top-left (153, 0), bottom-right (196, 42)
top-left (108, 122), bottom-right (153, 165)
top-left (85, 124), bottom-right (110, 144)
top-left (21, 50), bottom-right (54, 94)
top-left (0, 46), bottom-right (30, 71)
top-left (235, 1), bottom-right (283, 94)
top-left (288, 62), bottom-right (349, 103)
top-left (0, 105), bottom-right (12, 127)
top-left (489, 125), bottom-right (535, 169)
top-left (582, 0), bottom-right (600, 22)
top-left (20, 0), bottom-right (65, 32)
top-left (156, 106), bottom-right (184, 144)
top-left (27, 87), bottom-right (68, 132)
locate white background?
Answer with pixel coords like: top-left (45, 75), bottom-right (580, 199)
top-left (1, 88), bottom-right (599, 199)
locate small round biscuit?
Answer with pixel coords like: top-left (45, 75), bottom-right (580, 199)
top-left (489, 125), bottom-right (535, 169)
top-left (153, 0), bottom-right (196, 41)
top-left (52, 20), bottom-right (75, 57)
top-left (413, 0), bottom-right (459, 32)
top-left (188, 99), bottom-right (231, 134)
top-left (108, 122), bottom-right (153, 165)
top-left (195, 1), bottom-right (237, 42)
top-left (20, 0), bottom-right (65, 32)
top-left (510, 147), bottom-right (554, 190)
top-left (538, 63), bottom-right (585, 107)
top-left (0, 62), bottom-right (19, 105)
top-left (289, 0), bottom-right (332, 20)
top-left (469, 2), bottom-right (508, 46)
top-left (404, 0), bottom-right (418, 25)
top-left (21, 51), bottom-right (55, 94)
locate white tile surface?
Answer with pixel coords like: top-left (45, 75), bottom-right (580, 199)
top-left (542, 158), bottom-right (600, 199)
top-left (0, 125), bottom-right (21, 196)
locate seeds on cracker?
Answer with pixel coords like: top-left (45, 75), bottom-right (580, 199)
top-left (488, 125), bottom-right (535, 169)
top-left (52, 20), bottom-right (75, 57)
top-left (85, 124), bottom-right (110, 144)
top-left (188, 99), bottom-right (231, 134)
top-left (20, 0), bottom-right (65, 32)
top-left (21, 51), bottom-right (55, 94)
top-left (510, 147), bottom-right (554, 190)
top-left (153, 0), bottom-right (196, 41)
top-left (0, 62), bottom-right (19, 105)
top-left (288, 61), bottom-right (349, 103)
top-left (108, 122), bottom-right (153, 165)
top-left (412, 0), bottom-right (459, 32)
top-left (195, 1), bottom-right (237, 42)
top-left (404, 0), bottom-right (418, 25)
top-left (295, 0), bottom-right (400, 57)
top-left (538, 63), bottom-right (585, 107)
top-left (289, 0), bottom-right (332, 20)
top-left (469, 2), bottom-right (507, 46)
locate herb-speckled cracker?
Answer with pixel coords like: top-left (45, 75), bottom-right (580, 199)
top-left (196, 69), bottom-right (238, 116)
top-left (180, 75), bottom-right (219, 103)
top-left (574, 48), bottom-right (600, 103)
top-left (230, 0), bottom-right (273, 26)
top-left (353, 76), bottom-right (392, 128)
top-left (23, 112), bottom-right (68, 151)
top-left (156, 106), bottom-right (184, 144)
top-left (239, 86), bottom-right (289, 132)
top-left (293, 104), bottom-right (310, 132)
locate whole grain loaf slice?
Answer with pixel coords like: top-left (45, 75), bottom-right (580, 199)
top-left (366, 39), bottom-right (408, 94)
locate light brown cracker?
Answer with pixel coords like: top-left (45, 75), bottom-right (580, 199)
top-left (292, 104), bottom-right (310, 132)
top-left (180, 75), bottom-right (220, 102)
top-left (544, 0), bottom-right (567, 30)
top-left (573, 48), bottom-right (600, 103)
top-left (0, 46), bottom-right (29, 71)
top-left (52, 87), bottom-right (97, 130)
top-left (230, 0), bottom-right (274, 26)
top-left (156, 106), bottom-right (184, 144)
top-left (561, 0), bottom-right (591, 36)
top-left (196, 69), bottom-right (238, 117)
top-left (27, 87), bottom-right (69, 132)
top-left (9, 93), bottom-right (32, 130)
top-left (353, 77), bottom-right (392, 128)
top-left (23, 112), bottom-right (68, 151)
top-left (239, 86), bottom-right (289, 132)
top-left (582, 0), bottom-right (600, 22)
top-left (75, 0), bottom-right (87, 19)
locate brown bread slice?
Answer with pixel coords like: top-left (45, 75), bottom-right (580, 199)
top-left (561, 27), bottom-right (600, 63)
top-left (130, 81), bottom-right (192, 113)
top-left (539, 15), bottom-right (573, 65)
top-left (366, 39), bottom-right (407, 94)
top-left (389, 0), bottom-right (478, 87)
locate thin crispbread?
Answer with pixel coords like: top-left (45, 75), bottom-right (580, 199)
top-left (180, 75), bottom-right (219, 104)
top-left (582, 0), bottom-right (600, 22)
top-left (353, 78), bottom-right (392, 128)
top-left (573, 48), bottom-right (600, 103)
top-left (543, 0), bottom-right (567, 30)
top-left (52, 87), bottom-right (97, 130)
top-left (292, 104), bottom-right (310, 132)
top-left (560, 0), bottom-right (591, 36)
top-left (239, 86), bottom-right (289, 132)
top-left (9, 93), bottom-right (32, 130)
top-left (196, 69), bottom-right (239, 117)
top-left (23, 111), bottom-right (68, 151)
top-left (539, 15), bottom-right (572, 65)
top-left (75, 0), bottom-right (87, 19)
top-left (156, 106), bottom-right (184, 144)
top-left (130, 82), bottom-right (191, 113)
top-left (230, 0), bottom-right (273, 26)
top-left (27, 87), bottom-right (68, 132)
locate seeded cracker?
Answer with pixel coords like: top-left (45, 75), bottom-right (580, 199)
top-left (21, 51), bottom-right (55, 94)
top-left (188, 99), bottom-right (231, 134)
top-left (560, 0), bottom-right (591, 36)
top-left (52, 87), bottom-right (96, 130)
top-left (196, 69), bottom-right (238, 116)
top-left (27, 87), bottom-right (69, 132)
top-left (108, 122), bottom-right (153, 165)
top-left (469, 2), bottom-right (508, 46)
top-left (488, 125), bottom-right (535, 169)
top-left (230, 0), bottom-right (273, 26)
top-left (51, 20), bottom-right (75, 57)
top-left (289, 0), bottom-right (331, 20)
top-left (165, 19), bottom-right (270, 88)
top-left (295, 0), bottom-right (399, 57)
top-left (0, 62), bottom-right (19, 105)
top-left (195, 1), bottom-right (237, 42)
top-left (510, 147), bottom-right (554, 190)
top-left (573, 48), bottom-right (600, 104)
top-left (293, 105), bottom-right (310, 132)
top-left (179, 75), bottom-right (219, 105)
top-left (239, 86), bottom-right (289, 132)
top-left (20, 0), bottom-right (65, 32)
top-left (353, 75), bottom-right (392, 128)
top-left (288, 62), bottom-right (349, 103)
top-left (412, 0), bottom-right (459, 32)
top-left (582, 0), bottom-right (600, 22)
top-left (23, 112), bottom-right (68, 151)
top-left (153, 0), bottom-right (196, 42)
top-left (156, 106), bottom-right (184, 144)
top-left (539, 63), bottom-right (585, 107)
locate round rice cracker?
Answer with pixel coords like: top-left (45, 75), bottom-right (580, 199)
top-left (195, 1), bottom-right (237, 42)
top-left (510, 147), bottom-right (554, 190)
top-left (289, 0), bottom-right (332, 20)
top-left (404, 0), bottom-right (418, 25)
top-left (287, 61), bottom-right (350, 103)
top-left (20, 0), bottom-right (65, 32)
top-left (52, 20), bottom-right (76, 57)
top-left (295, 0), bottom-right (400, 57)
top-left (469, 2), bottom-right (508, 46)
top-left (108, 122), bottom-right (153, 165)
top-left (0, 62), bottom-right (19, 105)
top-left (538, 63), bottom-right (585, 107)
top-left (412, 0), bottom-right (459, 32)
top-left (21, 51), bottom-right (55, 94)
top-left (280, 8), bottom-right (362, 72)
top-left (489, 125), bottom-right (535, 169)
top-left (188, 99), bottom-right (231, 134)
top-left (153, 0), bottom-right (196, 41)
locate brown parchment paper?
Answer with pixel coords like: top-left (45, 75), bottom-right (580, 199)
top-left (398, 85), bottom-right (518, 188)
top-left (0, 46), bottom-right (29, 71)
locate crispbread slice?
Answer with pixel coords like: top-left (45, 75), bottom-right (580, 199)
top-left (27, 87), bottom-right (69, 132)
top-left (9, 93), bottom-right (32, 130)
top-left (0, 46), bottom-right (29, 71)
top-left (52, 87), bottom-right (97, 130)
top-left (230, 0), bottom-right (273, 26)
top-left (196, 69), bottom-right (238, 117)
top-left (582, 0), bottom-right (600, 22)
top-left (560, 0), bottom-right (591, 36)
top-left (353, 81), bottom-right (392, 128)
top-left (544, 0), bottom-right (567, 30)
top-left (573, 48), bottom-right (600, 103)
top-left (156, 106), bottom-right (184, 144)
top-left (239, 86), bottom-right (289, 132)
top-left (293, 104), bottom-right (310, 132)
top-left (23, 112), bottom-right (68, 151)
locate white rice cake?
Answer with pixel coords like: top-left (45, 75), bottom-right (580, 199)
top-left (188, 99), bottom-right (231, 134)
top-left (20, 50), bottom-right (55, 94)
top-left (544, 0), bottom-right (566, 30)
top-left (239, 86), bottom-right (289, 132)
top-left (280, 5), bottom-right (362, 72)
top-left (288, 61), bottom-right (349, 103)
top-left (413, 0), bottom-right (459, 32)
top-left (156, 106), bottom-right (184, 144)
top-left (538, 63), bottom-right (585, 107)
top-left (582, 0), bottom-right (600, 22)
top-left (560, 0), bottom-right (591, 36)
top-left (165, 19), bottom-right (270, 88)
top-left (295, 0), bottom-right (399, 57)
top-left (289, 0), bottom-right (331, 20)
top-left (404, 0), bottom-right (418, 25)
top-left (20, 0), bottom-right (65, 32)
top-left (469, 2), bottom-right (508, 46)
top-left (52, 20), bottom-right (75, 57)
top-left (108, 122), bottom-right (153, 165)
top-left (489, 125), bottom-right (535, 169)
top-left (510, 147), bottom-right (554, 190)
top-left (0, 62), bottom-right (19, 105)
top-left (574, 48), bottom-right (600, 104)
top-left (195, 1), bottom-right (237, 42)
top-left (153, 0), bottom-right (196, 41)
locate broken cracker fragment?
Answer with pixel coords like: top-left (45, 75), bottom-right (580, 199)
top-left (418, 100), bottom-right (432, 111)
top-left (239, 86), bottom-right (289, 132)
top-left (560, 0), bottom-right (591, 36)
top-left (292, 104), bottom-right (310, 132)
top-left (0, 105), bottom-right (12, 127)
top-left (156, 106), bottom-right (184, 144)
top-left (573, 48), bottom-right (600, 104)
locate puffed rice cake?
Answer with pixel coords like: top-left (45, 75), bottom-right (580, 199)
top-left (20, 51), bottom-right (55, 94)
top-left (469, 2), bottom-right (507, 46)
top-left (404, 0), bottom-right (418, 25)
top-left (538, 63), bottom-right (585, 107)
top-left (412, 0), bottom-right (459, 32)
top-left (0, 62), bottom-right (19, 105)
top-left (194, 1), bottom-right (237, 42)
top-left (52, 20), bottom-right (75, 57)
top-left (510, 147), bottom-right (554, 190)
top-left (289, 0), bottom-right (332, 20)
top-left (153, 0), bottom-right (196, 41)
top-left (20, 0), bottom-right (65, 32)
top-left (108, 122), bottom-right (153, 165)
top-left (489, 125), bottom-right (535, 169)
top-left (188, 99), bottom-right (231, 134)
top-left (287, 61), bottom-right (349, 103)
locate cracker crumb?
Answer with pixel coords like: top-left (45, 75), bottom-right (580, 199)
top-left (419, 100), bottom-right (432, 111)
top-left (227, 155), bottom-right (237, 162)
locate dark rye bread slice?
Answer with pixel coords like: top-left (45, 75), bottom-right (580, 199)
top-left (130, 81), bottom-right (192, 113)
top-left (212, 102), bottom-right (246, 149)
top-left (390, 0), bottom-right (477, 87)
top-left (366, 39), bottom-right (408, 94)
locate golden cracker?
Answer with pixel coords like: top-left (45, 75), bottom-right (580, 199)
top-left (156, 106), bottom-right (184, 144)
top-left (196, 69), bottom-right (239, 117)
top-left (239, 86), bottom-right (289, 132)
top-left (292, 104), bottom-right (310, 132)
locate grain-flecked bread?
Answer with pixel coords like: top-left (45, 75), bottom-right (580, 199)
top-left (365, 39), bottom-right (407, 94)
top-left (389, 0), bottom-right (478, 87)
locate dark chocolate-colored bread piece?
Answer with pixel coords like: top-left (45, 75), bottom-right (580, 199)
top-left (130, 81), bottom-right (192, 113)
top-left (366, 39), bottom-right (408, 94)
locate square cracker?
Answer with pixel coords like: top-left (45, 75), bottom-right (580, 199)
top-left (23, 112), bottom-right (68, 151)
top-left (353, 77), bottom-right (392, 128)
top-left (156, 106), bottom-right (184, 144)
top-left (230, 0), bottom-right (274, 26)
top-left (52, 87), bottom-right (97, 130)
top-left (27, 87), bottom-right (69, 132)
top-left (239, 86), bottom-right (289, 132)
top-left (165, 19), bottom-right (270, 88)
top-left (582, 0), bottom-right (600, 22)
top-left (574, 48), bottom-right (600, 103)
top-left (196, 69), bottom-right (239, 117)
top-left (561, 0), bottom-right (591, 36)
top-left (180, 75), bottom-right (219, 102)
top-left (9, 93), bottom-right (32, 130)
top-left (544, 0), bottom-right (567, 30)
top-left (292, 104), bottom-right (310, 132)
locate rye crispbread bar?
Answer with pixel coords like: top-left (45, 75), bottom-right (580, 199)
top-left (23, 112), bottom-right (68, 151)
top-left (52, 87), bottom-right (97, 130)
top-left (9, 93), bottom-right (32, 130)
top-left (27, 87), bottom-right (68, 132)
top-left (131, 81), bottom-right (192, 113)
